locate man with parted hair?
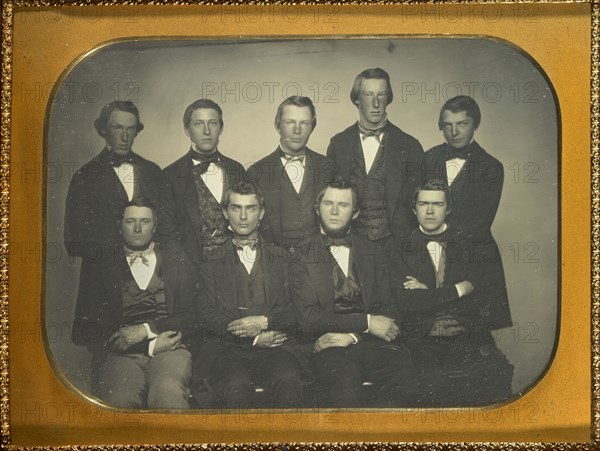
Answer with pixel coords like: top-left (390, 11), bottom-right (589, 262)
top-left (72, 197), bottom-right (196, 409)
top-left (246, 95), bottom-right (336, 251)
top-left (389, 179), bottom-right (513, 405)
top-left (159, 98), bottom-right (246, 267)
top-left (327, 68), bottom-right (424, 251)
top-left (424, 95), bottom-right (512, 330)
top-left (288, 175), bottom-right (417, 407)
top-left (195, 180), bottom-right (305, 408)
top-left (64, 100), bottom-right (162, 260)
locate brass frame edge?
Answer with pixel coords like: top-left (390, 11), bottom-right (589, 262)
top-left (1, 0), bottom-right (12, 447)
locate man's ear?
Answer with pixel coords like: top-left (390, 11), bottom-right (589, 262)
top-left (222, 207), bottom-right (229, 219)
top-left (314, 205), bottom-right (321, 217)
top-left (413, 208), bottom-right (417, 215)
top-left (351, 208), bottom-right (360, 221)
top-left (259, 207), bottom-right (265, 221)
top-left (184, 127), bottom-right (190, 138)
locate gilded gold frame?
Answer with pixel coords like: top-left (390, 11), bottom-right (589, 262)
top-left (1, 0), bottom-right (595, 448)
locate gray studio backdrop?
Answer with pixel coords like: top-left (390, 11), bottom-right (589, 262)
top-left (45, 38), bottom-right (558, 401)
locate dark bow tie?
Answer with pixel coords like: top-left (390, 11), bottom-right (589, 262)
top-left (358, 124), bottom-right (386, 142)
top-left (108, 152), bottom-right (135, 167)
top-left (192, 150), bottom-right (220, 174)
top-left (444, 144), bottom-right (472, 161)
top-left (322, 234), bottom-right (352, 248)
top-left (279, 149), bottom-right (306, 165)
top-left (418, 230), bottom-right (446, 245)
top-left (232, 238), bottom-right (259, 251)
top-left (124, 243), bottom-right (155, 266)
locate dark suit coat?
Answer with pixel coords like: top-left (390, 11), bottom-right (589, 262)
top-left (158, 150), bottom-right (246, 267)
top-left (247, 147), bottom-right (336, 245)
top-left (64, 147), bottom-right (162, 258)
top-left (71, 246), bottom-right (197, 355)
top-left (390, 228), bottom-right (512, 335)
top-left (425, 141), bottom-right (503, 243)
top-left (424, 141), bottom-right (511, 329)
top-left (327, 122), bottom-right (424, 239)
top-left (288, 232), bottom-right (397, 341)
top-left (196, 239), bottom-right (297, 345)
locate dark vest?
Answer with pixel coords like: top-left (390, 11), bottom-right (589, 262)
top-left (192, 165), bottom-right (230, 256)
top-left (278, 156), bottom-right (319, 245)
top-left (120, 254), bottom-right (167, 354)
top-left (331, 248), bottom-right (365, 314)
top-left (234, 249), bottom-right (268, 317)
top-left (350, 138), bottom-right (391, 241)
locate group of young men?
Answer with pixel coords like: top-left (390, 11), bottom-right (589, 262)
top-left (64, 67), bottom-right (514, 410)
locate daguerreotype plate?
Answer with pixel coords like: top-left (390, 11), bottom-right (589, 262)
top-left (2, 1), bottom-right (595, 448)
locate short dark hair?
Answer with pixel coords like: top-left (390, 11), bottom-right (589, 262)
top-left (183, 99), bottom-right (224, 129)
top-left (94, 101), bottom-right (144, 137)
top-left (412, 179), bottom-right (452, 211)
top-left (274, 96), bottom-right (317, 130)
top-left (222, 180), bottom-right (265, 209)
top-left (438, 95), bottom-right (481, 130)
top-left (315, 175), bottom-right (359, 211)
top-left (350, 67), bottom-right (393, 106)
top-left (120, 197), bottom-right (158, 222)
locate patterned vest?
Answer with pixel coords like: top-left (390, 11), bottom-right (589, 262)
top-left (351, 137), bottom-right (391, 241)
top-left (192, 165), bottom-right (230, 257)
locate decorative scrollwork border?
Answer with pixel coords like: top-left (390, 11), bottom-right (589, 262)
top-left (0, 0), bottom-right (596, 448)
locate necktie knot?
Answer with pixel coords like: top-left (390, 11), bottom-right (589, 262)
top-left (232, 238), bottom-right (258, 251)
top-left (124, 242), bottom-right (155, 266)
top-left (322, 234), bottom-right (352, 248)
top-left (444, 144), bottom-right (472, 161)
top-left (358, 124), bottom-right (385, 142)
top-left (192, 151), bottom-right (220, 174)
top-left (279, 149), bottom-right (306, 166)
top-left (109, 152), bottom-right (135, 167)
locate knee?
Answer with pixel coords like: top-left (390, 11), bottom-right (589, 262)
top-left (147, 375), bottom-right (190, 409)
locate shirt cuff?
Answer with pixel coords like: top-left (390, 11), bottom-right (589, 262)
top-left (364, 314), bottom-right (371, 333)
top-left (143, 323), bottom-right (158, 339)
top-left (455, 283), bottom-right (465, 298)
top-left (348, 333), bottom-right (359, 344)
top-left (252, 335), bottom-right (260, 346)
top-left (148, 337), bottom-right (158, 357)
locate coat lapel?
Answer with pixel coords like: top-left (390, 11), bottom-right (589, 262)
top-left (178, 153), bottom-right (205, 246)
top-left (384, 124), bottom-right (404, 221)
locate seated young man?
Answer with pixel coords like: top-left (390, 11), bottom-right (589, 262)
top-left (288, 176), bottom-right (417, 408)
top-left (195, 180), bottom-right (305, 409)
top-left (71, 197), bottom-right (196, 409)
top-left (389, 179), bottom-right (513, 406)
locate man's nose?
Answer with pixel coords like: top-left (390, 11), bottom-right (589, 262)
top-left (451, 125), bottom-right (459, 136)
top-left (202, 124), bottom-right (211, 135)
top-left (293, 123), bottom-right (301, 134)
top-left (134, 222), bottom-right (142, 233)
top-left (372, 96), bottom-right (380, 108)
top-left (332, 204), bottom-right (339, 215)
top-left (240, 208), bottom-right (248, 220)
top-left (426, 204), bottom-right (434, 213)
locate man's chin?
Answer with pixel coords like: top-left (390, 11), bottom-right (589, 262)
top-left (321, 223), bottom-right (351, 238)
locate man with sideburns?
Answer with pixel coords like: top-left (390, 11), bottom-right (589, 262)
top-left (289, 176), bottom-right (417, 407)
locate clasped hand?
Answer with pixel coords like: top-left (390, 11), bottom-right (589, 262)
top-left (254, 331), bottom-right (287, 348)
top-left (107, 324), bottom-right (148, 352)
top-left (369, 315), bottom-right (399, 342)
top-left (227, 315), bottom-right (268, 338)
top-left (314, 332), bottom-right (355, 353)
